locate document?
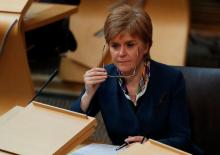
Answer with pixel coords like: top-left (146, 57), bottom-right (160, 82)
top-left (69, 143), bottom-right (120, 155)
top-left (69, 139), bottom-right (191, 155)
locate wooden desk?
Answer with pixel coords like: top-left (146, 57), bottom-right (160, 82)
top-left (0, 0), bottom-right (34, 116)
top-left (0, 2), bottom-right (78, 116)
top-left (0, 106), bottom-right (24, 127)
top-left (23, 2), bottom-right (78, 31)
top-left (0, 0), bottom-right (32, 15)
top-left (0, 102), bottom-right (97, 155)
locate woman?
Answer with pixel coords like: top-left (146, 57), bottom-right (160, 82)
top-left (71, 4), bottom-right (192, 153)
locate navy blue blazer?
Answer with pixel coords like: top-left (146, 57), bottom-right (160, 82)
top-left (71, 60), bottom-right (191, 152)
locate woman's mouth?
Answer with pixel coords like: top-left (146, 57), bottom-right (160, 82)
top-left (117, 60), bottom-right (130, 64)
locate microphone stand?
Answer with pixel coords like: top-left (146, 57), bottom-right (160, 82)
top-left (28, 69), bottom-right (59, 104)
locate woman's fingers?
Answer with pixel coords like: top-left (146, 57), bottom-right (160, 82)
top-left (84, 68), bottom-right (108, 95)
top-left (85, 75), bottom-right (107, 81)
top-left (87, 67), bottom-right (106, 73)
top-left (84, 68), bottom-right (107, 83)
top-left (86, 68), bottom-right (107, 76)
top-left (124, 136), bottom-right (144, 144)
top-left (86, 78), bottom-right (106, 85)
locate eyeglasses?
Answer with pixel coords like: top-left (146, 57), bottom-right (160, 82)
top-left (102, 45), bottom-right (137, 78)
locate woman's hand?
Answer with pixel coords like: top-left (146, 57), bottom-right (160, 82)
top-left (125, 136), bottom-right (146, 144)
top-left (84, 67), bottom-right (107, 95)
top-left (80, 68), bottom-right (107, 112)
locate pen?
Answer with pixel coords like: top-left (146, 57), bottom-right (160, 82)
top-left (115, 142), bottom-right (129, 151)
top-left (115, 136), bottom-right (148, 151)
top-left (141, 136), bottom-right (146, 144)
top-left (141, 136), bottom-right (149, 144)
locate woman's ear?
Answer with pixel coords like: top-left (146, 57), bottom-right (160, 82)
top-left (143, 44), bottom-right (150, 55)
top-left (142, 44), bottom-right (150, 61)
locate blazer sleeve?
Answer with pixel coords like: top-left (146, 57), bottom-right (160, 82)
top-left (158, 71), bottom-right (191, 152)
top-left (70, 87), bottom-right (100, 117)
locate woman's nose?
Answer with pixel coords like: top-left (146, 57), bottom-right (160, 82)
top-left (118, 46), bottom-right (126, 56)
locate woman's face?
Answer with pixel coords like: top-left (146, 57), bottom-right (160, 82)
top-left (109, 32), bottom-right (148, 75)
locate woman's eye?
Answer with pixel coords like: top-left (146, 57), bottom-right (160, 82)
top-left (110, 44), bottom-right (120, 49)
top-left (127, 43), bottom-right (135, 48)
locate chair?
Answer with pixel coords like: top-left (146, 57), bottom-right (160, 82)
top-left (177, 66), bottom-right (220, 155)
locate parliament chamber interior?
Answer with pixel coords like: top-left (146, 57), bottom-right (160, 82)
top-left (0, 0), bottom-right (219, 154)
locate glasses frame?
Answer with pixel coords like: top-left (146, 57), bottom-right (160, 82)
top-left (102, 44), bottom-right (138, 78)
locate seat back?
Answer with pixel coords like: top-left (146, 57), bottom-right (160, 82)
top-left (176, 66), bottom-right (220, 155)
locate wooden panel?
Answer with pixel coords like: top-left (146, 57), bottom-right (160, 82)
top-left (0, 1), bottom-right (78, 115)
top-left (190, 0), bottom-right (220, 37)
top-left (0, 102), bottom-right (97, 155)
top-left (23, 2), bottom-right (78, 31)
top-left (66, 0), bottom-right (115, 68)
top-left (59, 56), bottom-right (89, 83)
top-left (145, 0), bottom-right (189, 66)
top-left (0, 13), bottom-right (34, 116)
top-left (0, 106), bottom-right (23, 127)
top-left (59, 0), bottom-right (116, 82)
top-left (0, 0), bottom-right (32, 15)
top-left (0, 14), bottom-right (17, 55)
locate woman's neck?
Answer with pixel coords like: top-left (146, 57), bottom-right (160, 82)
top-left (125, 61), bottom-right (145, 104)
top-left (125, 61), bottom-right (145, 85)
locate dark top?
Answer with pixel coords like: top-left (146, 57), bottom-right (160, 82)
top-left (71, 60), bottom-right (191, 152)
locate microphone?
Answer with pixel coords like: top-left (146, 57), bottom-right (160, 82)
top-left (28, 69), bottom-right (59, 104)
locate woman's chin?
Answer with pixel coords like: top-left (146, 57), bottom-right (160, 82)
top-left (118, 68), bottom-right (134, 75)
top-left (115, 63), bottom-right (134, 72)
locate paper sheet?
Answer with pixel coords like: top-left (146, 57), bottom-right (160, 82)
top-left (69, 143), bottom-right (120, 155)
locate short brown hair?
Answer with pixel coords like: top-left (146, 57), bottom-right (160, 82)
top-left (104, 4), bottom-right (153, 47)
